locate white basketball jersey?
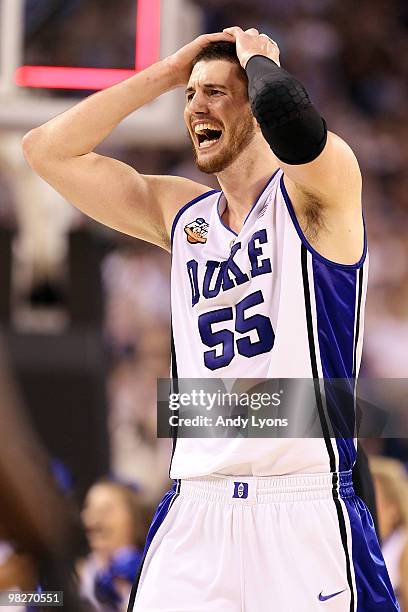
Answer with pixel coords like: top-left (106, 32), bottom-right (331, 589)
top-left (169, 169), bottom-right (368, 479)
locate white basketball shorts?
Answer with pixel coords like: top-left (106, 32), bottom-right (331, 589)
top-left (128, 472), bottom-right (398, 611)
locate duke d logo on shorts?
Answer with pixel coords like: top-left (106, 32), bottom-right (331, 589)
top-left (233, 482), bottom-right (249, 499)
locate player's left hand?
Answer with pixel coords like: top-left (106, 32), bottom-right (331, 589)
top-left (223, 26), bottom-right (280, 69)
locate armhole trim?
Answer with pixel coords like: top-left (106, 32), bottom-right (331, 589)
top-left (280, 174), bottom-right (367, 270)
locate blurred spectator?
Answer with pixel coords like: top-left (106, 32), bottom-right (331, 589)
top-left (370, 456), bottom-right (408, 611)
top-left (78, 479), bottom-right (150, 612)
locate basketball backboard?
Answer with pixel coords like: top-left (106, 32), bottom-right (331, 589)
top-left (0, 0), bottom-right (201, 145)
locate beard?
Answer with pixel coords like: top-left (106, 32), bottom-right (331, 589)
top-left (189, 109), bottom-right (256, 174)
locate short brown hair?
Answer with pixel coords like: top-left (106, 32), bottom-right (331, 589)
top-left (192, 41), bottom-right (248, 85)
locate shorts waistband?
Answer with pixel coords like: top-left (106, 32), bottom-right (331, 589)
top-left (179, 471), bottom-right (354, 503)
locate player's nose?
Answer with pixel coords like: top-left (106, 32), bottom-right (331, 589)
top-left (188, 90), bottom-right (208, 113)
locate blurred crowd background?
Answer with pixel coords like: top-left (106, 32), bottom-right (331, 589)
top-left (0, 0), bottom-right (407, 610)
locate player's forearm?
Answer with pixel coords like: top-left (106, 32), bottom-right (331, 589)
top-left (23, 59), bottom-right (177, 163)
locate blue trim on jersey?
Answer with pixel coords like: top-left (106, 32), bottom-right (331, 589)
top-left (312, 258), bottom-right (358, 471)
top-left (216, 168), bottom-right (281, 237)
top-left (312, 259), bottom-right (357, 378)
top-left (343, 496), bottom-right (399, 611)
top-left (170, 190), bottom-right (219, 245)
top-left (280, 175), bottom-right (367, 270)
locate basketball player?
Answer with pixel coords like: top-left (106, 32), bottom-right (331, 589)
top-left (23, 26), bottom-right (398, 611)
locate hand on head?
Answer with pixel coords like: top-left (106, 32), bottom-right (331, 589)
top-left (166, 27), bottom-right (280, 87)
top-left (165, 31), bottom-right (235, 86)
top-left (223, 26), bottom-right (280, 69)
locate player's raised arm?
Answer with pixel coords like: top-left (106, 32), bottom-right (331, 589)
top-left (22, 33), bottom-right (231, 251)
top-left (224, 26), bottom-right (362, 209)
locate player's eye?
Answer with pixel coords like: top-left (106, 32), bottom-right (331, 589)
top-left (210, 89), bottom-right (223, 96)
top-left (186, 92), bottom-right (194, 102)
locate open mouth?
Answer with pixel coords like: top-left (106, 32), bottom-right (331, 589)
top-left (193, 123), bottom-right (223, 150)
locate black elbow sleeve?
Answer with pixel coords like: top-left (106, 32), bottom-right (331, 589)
top-left (245, 55), bottom-right (327, 165)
